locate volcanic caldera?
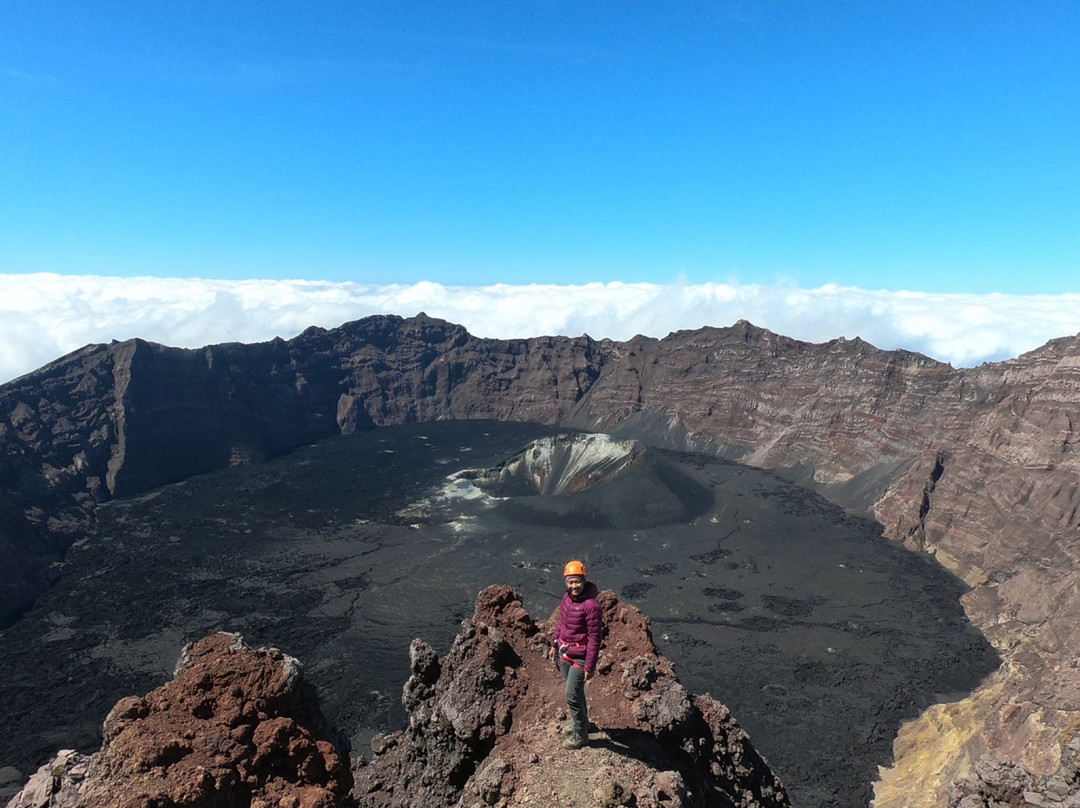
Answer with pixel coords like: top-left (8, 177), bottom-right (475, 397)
top-left (6, 314), bottom-right (1080, 807)
top-left (0, 422), bottom-right (997, 808)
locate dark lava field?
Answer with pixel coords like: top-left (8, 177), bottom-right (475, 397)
top-left (0, 421), bottom-right (998, 808)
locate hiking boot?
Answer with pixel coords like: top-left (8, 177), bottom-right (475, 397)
top-left (562, 733), bottom-right (587, 750)
top-left (561, 720), bottom-right (593, 735)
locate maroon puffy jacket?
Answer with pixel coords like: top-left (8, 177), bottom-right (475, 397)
top-left (552, 580), bottom-right (603, 672)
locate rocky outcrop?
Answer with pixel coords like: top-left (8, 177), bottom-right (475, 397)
top-left (4, 314), bottom-right (1080, 805)
top-left (5, 633), bottom-right (351, 808)
top-left (947, 734), bottom-right (1080, 807)
top-left (6, 592), bottom-right (786, 808)
top-left (351, 584), bottom-right (788, 808)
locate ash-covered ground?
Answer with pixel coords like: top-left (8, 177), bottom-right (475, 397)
top-left (0, 421), bottom-right (998, 808)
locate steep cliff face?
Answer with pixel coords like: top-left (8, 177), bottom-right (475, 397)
top-left (0, 343), bottom-right (123, 623)
top-left (567, 324), bottom-right (959, 482)
top-left (870, 339), bottom-right (1080, 807)
top-left (3, 314), bottom-right (1080, 806)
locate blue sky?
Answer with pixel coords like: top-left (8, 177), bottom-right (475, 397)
top-left (1, 2), bottom-right (1079, 382)
top-left (3, 1), bottom-right (1078, 291)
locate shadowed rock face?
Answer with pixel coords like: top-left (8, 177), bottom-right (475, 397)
top-left (3, 314), bottom-right (1080, 806)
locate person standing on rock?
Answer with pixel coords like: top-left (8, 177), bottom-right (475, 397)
top-left (548, 559), bottom-right (603, 749)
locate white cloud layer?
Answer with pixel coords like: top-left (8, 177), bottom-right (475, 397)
top-left (2, 273), bottom-right (1079, 385)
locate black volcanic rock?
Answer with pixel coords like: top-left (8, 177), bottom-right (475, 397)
top-left (0, 493), bottom-right (59, 624)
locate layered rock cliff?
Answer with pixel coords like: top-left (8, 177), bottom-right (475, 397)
top-left (3, 314), bottom-right (1080, 805)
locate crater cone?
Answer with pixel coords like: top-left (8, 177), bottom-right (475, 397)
top-left (470, 432), bottom-right (713, 528)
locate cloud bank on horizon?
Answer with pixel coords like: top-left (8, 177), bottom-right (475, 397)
top-left (2, 274), bottom-right (1078, 385)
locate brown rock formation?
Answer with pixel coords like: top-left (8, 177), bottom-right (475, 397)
top-left (4, 313), bottom-right (1080, 805)
top-left (8, 591), bottom-right (787, 808)
top-left (351, 584), bottom-right (788, 808)
top-left (6, 633), bottom-right (351, 808)
top-left (948, 734), bottom-right (1080, 807)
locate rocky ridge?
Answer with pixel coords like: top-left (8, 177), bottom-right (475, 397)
top-left (5, 588), bottom-right (787, 808)
top-left (352, 584), bottom-right (787, 808)
top-left (3, 314), bottom-right (1080, 805)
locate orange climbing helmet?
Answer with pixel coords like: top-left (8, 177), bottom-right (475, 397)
top-left (563, 560), bottom-right (586, 578)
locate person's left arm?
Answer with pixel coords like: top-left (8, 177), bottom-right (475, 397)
top-left (583, 600), bottom-right (603, 677)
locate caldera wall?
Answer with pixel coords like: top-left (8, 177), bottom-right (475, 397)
top-left (3, 314), bottom-right (1080, 806)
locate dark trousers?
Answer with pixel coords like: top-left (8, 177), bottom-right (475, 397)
top-left (559, 659), bottom-right (588, 737)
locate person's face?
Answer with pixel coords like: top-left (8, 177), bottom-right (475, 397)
top-left (565, 575), bottom-right (585, 597)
